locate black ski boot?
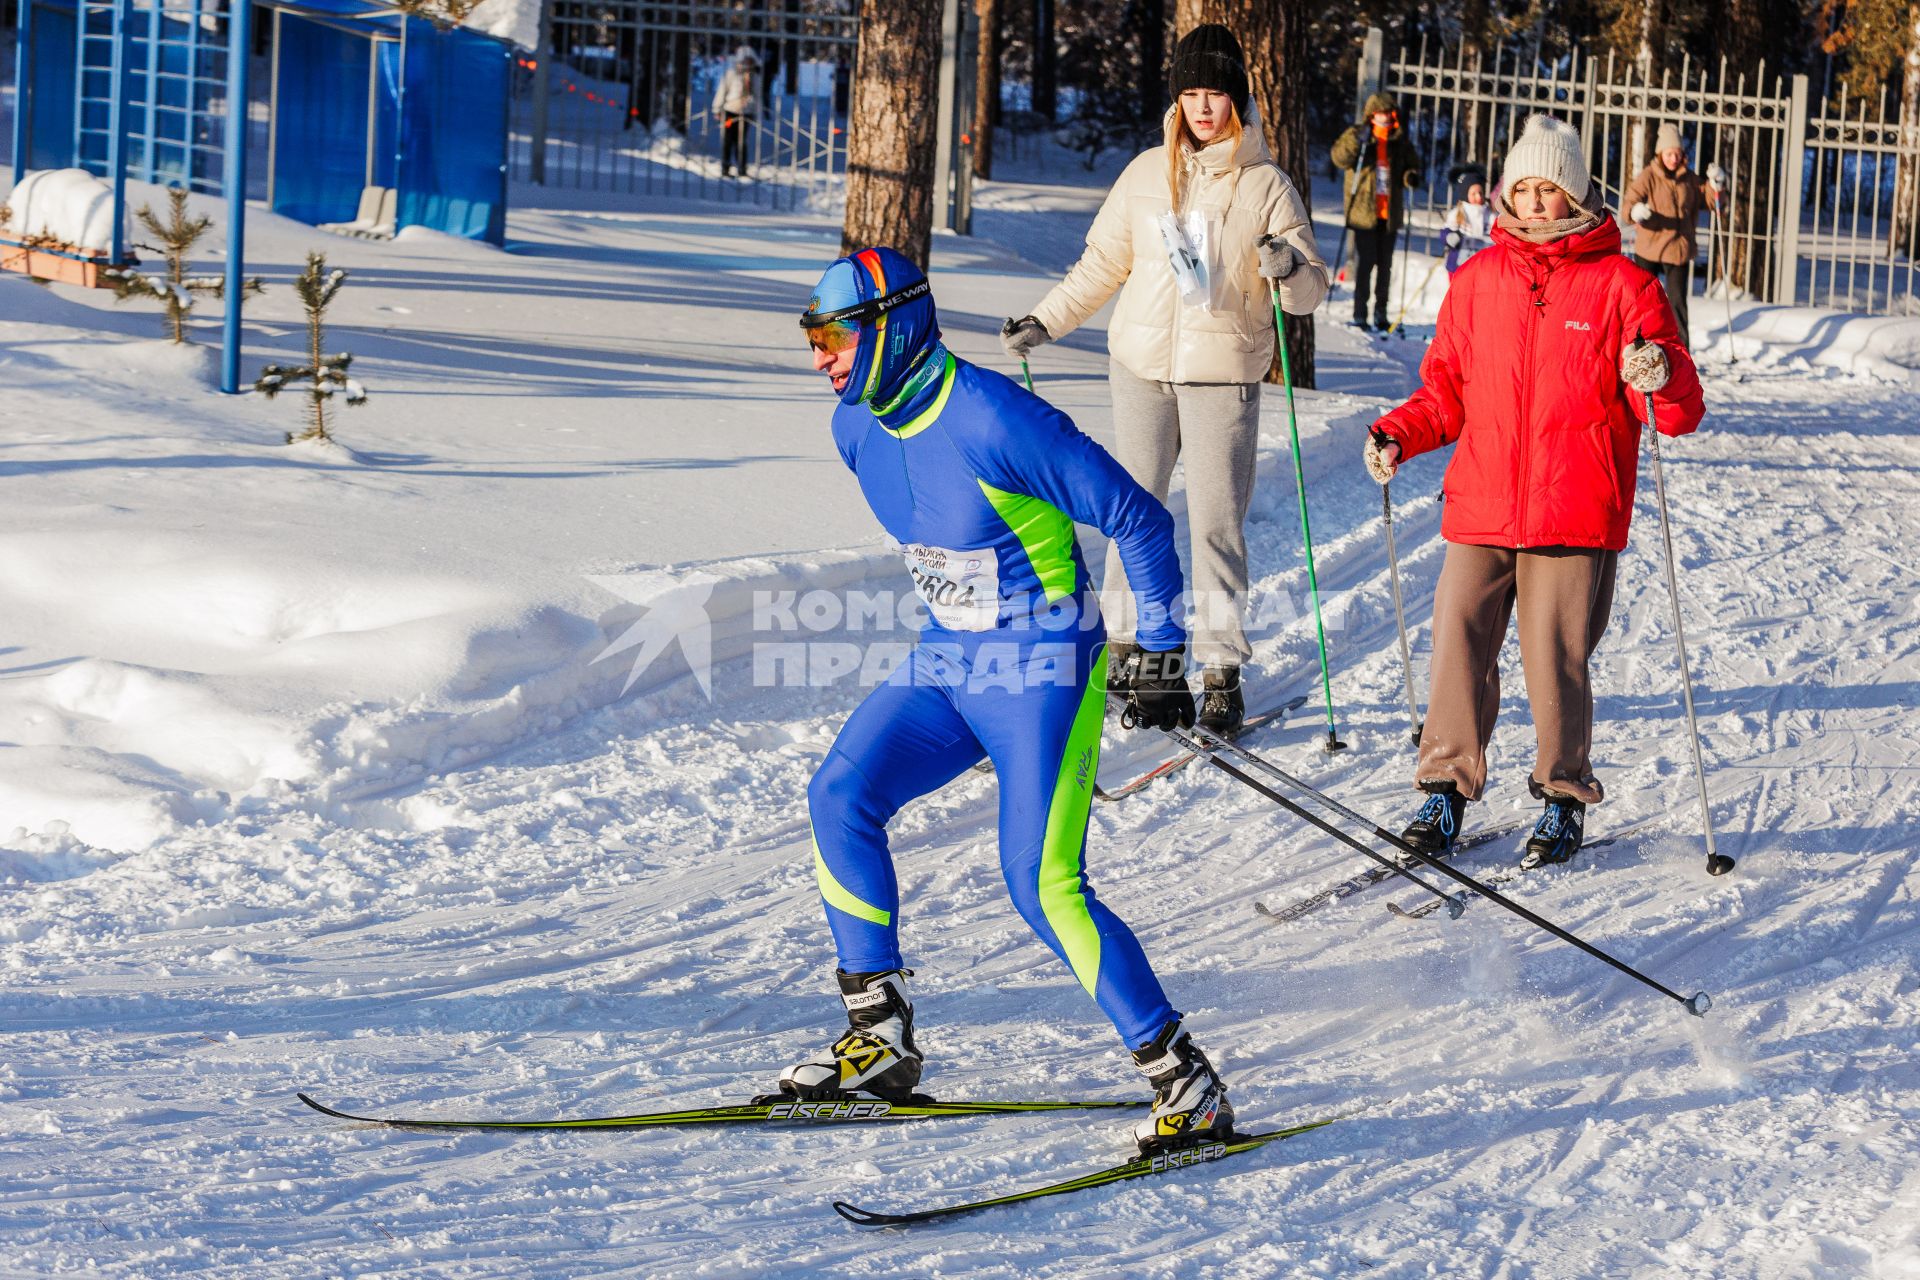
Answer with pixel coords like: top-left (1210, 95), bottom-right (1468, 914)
top-left (1401, 780), bottom-right (1468, 854)
top-left (1129, 1020), bottom-right (1234, 1154)
top-left (1197, 666), bottom-right (1245, 738)
top-left (777, 969), bottom-right (923, 1102)
top-left (1521, 794), bottom-right (1586, 870)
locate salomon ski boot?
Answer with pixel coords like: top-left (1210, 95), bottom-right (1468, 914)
top-left (1197, 666), bottom-right (1246, 738)
top-left (777, 969), bottom-right (923, 1102)
top-left (1130, 1021), bottom-right (1234, 1155)
top-left (1521, 794), bottom-right (1586, 870)
top-left (1401, 780), bottom-right (1468, 855)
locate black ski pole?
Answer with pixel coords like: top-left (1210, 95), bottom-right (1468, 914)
top-left (1185, 722), bottom-right (1714, 1016)
top-left (1113, 696), bottom-right (1462, 916)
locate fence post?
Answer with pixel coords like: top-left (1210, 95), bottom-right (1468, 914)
top-left (1774, 73), bottom-right (1808, 305)
top-left (529, 0), bottom-right (551, 185)
top-left (219, 0), bottom-right (252, 395)
top-left (10, 0), bottom-right (32, 187)
top-left (1356, 26), bottom-right (1383, 119)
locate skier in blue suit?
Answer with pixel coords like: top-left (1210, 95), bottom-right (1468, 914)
top-left (780, 246), bottom-right (1234, 1153)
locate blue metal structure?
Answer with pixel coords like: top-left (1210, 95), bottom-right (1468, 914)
top-left (9, 0), bottom-right (511, 392)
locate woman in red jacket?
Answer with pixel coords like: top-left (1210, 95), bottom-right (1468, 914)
top-left (1364, 114), bottom-right (1705, 870)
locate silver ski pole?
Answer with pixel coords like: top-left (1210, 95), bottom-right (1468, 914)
top-left (1637, 378), bottom-right (1735, 877)
top-left (1379, 478), bottom-right (1423, 745)
top-left (1174, 715), bottom-right (1713, 1014)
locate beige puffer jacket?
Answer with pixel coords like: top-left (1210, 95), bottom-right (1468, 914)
top-left (1029, 105), bottom-right (1329, 386)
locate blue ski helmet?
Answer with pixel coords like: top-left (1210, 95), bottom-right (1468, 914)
top-left (802, 247), bottom-right (940, 408)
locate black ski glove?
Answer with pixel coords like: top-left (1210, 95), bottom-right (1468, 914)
top-left (1122, 647), bottom-right (1195, 732)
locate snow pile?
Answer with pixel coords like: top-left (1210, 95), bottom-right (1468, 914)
top-left (1721, 305), bottom-right (1920, 385)
top-left (2, 167), bottom-right (122, 253)
top-left (464, 0), bottom-right (539, 50)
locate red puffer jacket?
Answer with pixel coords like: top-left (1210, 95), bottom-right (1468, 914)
top-left (1375, 215), bottom-right (1704, 551)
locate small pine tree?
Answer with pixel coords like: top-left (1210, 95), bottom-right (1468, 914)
top-left (256, 252), bottom-right (367, 444)
top-left (106, 187), bottom-right (264, 344)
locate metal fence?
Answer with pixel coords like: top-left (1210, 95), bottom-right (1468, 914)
top-left (514, 0), bottom-right (858, 212)
top-left (1366, 28), bottom-right (1920, 316)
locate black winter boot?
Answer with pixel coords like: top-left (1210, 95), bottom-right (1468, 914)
top-left (1197, 666), bottom-right (1245, 737)
top-left (1401, 779), bottom-right (1468, 854)
top-left (1521, 794), bottom-right (1586, 869)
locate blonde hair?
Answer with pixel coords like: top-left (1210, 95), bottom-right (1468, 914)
top-left (1168, 102), bottom-right (1243, 209)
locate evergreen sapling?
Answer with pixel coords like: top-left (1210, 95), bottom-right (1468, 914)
top-left (256, 252), bottom-right (367, 443)
top-left (107, 187), bottom-right (263, 343)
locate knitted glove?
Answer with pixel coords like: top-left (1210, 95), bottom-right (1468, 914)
top-left (1706, 163), bottom-right (1727, 193)
top-left (1000, 315), bottom-right (1051, 361)
top-left (1122, 648), bottom-right (1195, 731)
top-left (1621, 341), bottom-right (1670, 393)
top-left (1364, 429), bottom-right (1400, 484)
top-left (1442, 229), bottom-right (1463, 251)
top-left (1630, 201), bottom-right (1654, 224)
top-left (1255, 234), bottom-right (1300, 280)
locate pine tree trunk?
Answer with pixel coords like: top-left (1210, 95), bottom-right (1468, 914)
top-left (842, 0), bottom-right (942, 269)
top-left (308, 299), bottom-right (327, 441)
top-left (1032, 0), bottom-right (1056, 121)
top-left (1136, 0), bottom-right (1167, 124)
top-left (973, 0), bottom-right (999, 180)
top-left (1176, 0), bottom-right (1315, 388)
top-left (1895, 3), bottom-right (1920, 257)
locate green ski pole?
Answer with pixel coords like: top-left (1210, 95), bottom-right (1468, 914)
top-left (1020, 357), bottom-right (1034, 392)
top-left (1271, 283), bottom-right (1347, 753)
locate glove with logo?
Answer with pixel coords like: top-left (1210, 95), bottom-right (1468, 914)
top-left (1629, 201), bottom-right (1654, 224)
top-left (1255, 234), bottom-right (1301, 281)
top-left (1001, 315), bottom-right (1052, 361)
top-left (1122, 648), bottom-right (1195, 731)
top-left (1363, 429), bottom-right (1400, 485)
top-left (1621, 340), bottom-right (1670, 393)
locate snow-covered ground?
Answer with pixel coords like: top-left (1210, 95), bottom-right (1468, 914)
top-left (3, 153), bottom-right (1919, 1277)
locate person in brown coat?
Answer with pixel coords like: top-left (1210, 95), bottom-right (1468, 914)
top-left (1623, 123), bottom-right (1720, 349)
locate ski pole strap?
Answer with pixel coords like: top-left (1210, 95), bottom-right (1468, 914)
top-left (1188, 721), bottom-right (1714, 1015)
top-left (1115, 694), bottom-right (1462, 914)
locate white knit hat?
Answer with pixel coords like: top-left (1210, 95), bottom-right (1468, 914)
top-left (1500, 114), bottom-right (1595, 212)
top-left (1654, 122), bottom-right (1685, 154)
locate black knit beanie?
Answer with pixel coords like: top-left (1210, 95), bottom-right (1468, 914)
top-left (1168, 24), bottom-right (1250, 122)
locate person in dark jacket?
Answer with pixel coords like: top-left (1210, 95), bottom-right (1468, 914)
top-left (1330, 92), bottom-right (1423, 331)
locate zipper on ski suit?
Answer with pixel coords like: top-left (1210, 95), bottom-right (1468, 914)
top-left (1516, 256), bottom-right (1558, 547)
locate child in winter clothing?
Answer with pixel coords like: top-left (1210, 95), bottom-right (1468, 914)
top-left (1000, 23), bottom-right (1327, 736)
top-left (1363, 114), bottom-right (1705, 869)
top-left (1442, 181), bottom-right (1494, 274)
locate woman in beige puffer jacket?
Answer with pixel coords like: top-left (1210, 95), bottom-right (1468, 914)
top-left (1001, 23), bottom-right (1327, 733)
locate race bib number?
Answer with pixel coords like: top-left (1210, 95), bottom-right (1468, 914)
top-left (900, 542), bottom-right (999, 631)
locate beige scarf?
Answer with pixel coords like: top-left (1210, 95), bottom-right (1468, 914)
top-left (1494, 207), bottom-right (1604, 245)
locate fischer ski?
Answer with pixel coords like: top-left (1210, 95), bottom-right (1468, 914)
top-left (833, 1117), bottom-right (1336, 1226)
top-left (1254, 822), bottom-right (1531, 924)
top-left (297, 1092), bottom-right (1145, 1131)
top-left (1387, 837), bottom-right (1619, 921)
top-left (1096, 694), bottom-right (1310, 802)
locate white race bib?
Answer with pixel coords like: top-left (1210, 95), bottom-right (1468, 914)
top-left (900, 542), bottom-right (999, 631)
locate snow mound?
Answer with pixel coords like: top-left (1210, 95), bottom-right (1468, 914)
top-left (3, 168), bottom-right (123, 254)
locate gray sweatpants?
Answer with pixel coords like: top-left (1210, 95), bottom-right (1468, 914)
top-left (1100, 358), bottom-right (1261, 667)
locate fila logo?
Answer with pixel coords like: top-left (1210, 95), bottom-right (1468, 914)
top-left (1565, 320), bottom-right (1592, 331)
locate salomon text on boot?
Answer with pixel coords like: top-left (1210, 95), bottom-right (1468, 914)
top-left (776, 969), bottom-right (924, 1102)
top-left (1130, 1021), bottom-right (1234, 1155)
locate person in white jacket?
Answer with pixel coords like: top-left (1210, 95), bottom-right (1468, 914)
top-left (713, 46), bottom-right (760, 178)
top-left (1000, 23), bottom-right (1327, 735)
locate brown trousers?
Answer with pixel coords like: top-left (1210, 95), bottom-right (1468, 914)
top-left (1416, 544), bottom-right (1618, 804)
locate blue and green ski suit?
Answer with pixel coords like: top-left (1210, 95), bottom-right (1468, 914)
top-left (810, 267), bottom-right (1188, 1049)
